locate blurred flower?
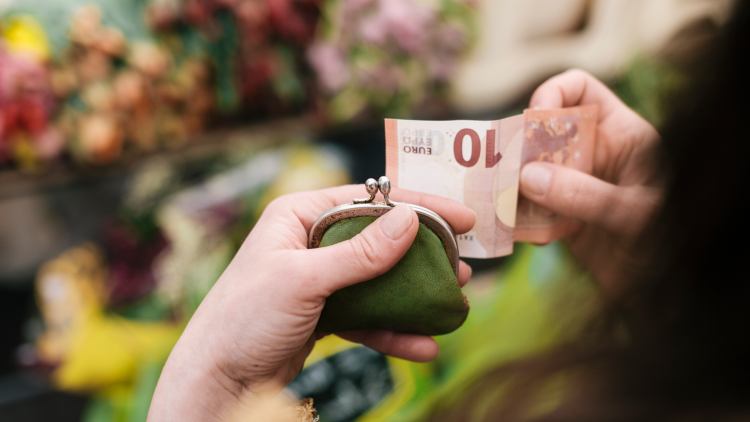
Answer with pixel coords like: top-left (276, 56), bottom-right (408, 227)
top-left (309, 0), bottom-right (475, 122)
top-left (343, 0), bottom-right (377, 12)
top-left (234, 0), bottom-right (270, 46)
top-left (77, 49), bottom-right (112, 84)
top-left (360, 0), bottom-right (435, 54)
top-left (68, 5), bottom-right (104, 48)
top-left (147, 0), bottom-right (321, 113)
top-left (435, 23), bottom-right (468, 53)
top-left (48, 67), bottom-right (78, 98)
top-left (1, 0), bottom-right (471, 169)
top-left (34, 243), bottom-right (182, 392)
top-left (129, 42), bottom-right (172, 79)
top-left (77, 113), bottom-right (124, 164)
top-left (33, 127), bottom-right (65, 159)
top-left (1, 14), bottom-right (52, 62)
top-left (146, 0), bottom-right (184, 30)
top-left (0, 47), bottom-right (52, 113)
top-left (104, 223), bottom-right (168, 306)
top-left (37, 5), bottom-right (221, 166)
top-left (113, 70), bottom-right (148, 111)
top-left (96, 27), bottom-right (127, 56)
top-left (267, 0), bottom-right (320, 45)
top-left (307, 43), bottom-right (350, 93)
top-left (81, 82), bottom-right (117, 113)
top-left (0, 40), bottom-right (57, 166)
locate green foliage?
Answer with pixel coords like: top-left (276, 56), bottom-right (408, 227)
top-left (610, 56), bottom-right (687, 128)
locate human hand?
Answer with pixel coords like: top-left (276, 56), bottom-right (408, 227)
top-left (519, 69), bottom-right (663, 292)
top-left (148, 185), bottom-right (476, 422)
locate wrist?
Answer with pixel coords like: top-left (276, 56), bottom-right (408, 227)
top-left (149, 334), bottom-right (246, 422)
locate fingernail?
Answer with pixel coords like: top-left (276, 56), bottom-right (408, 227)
top-left (521, 164), bottom-right (552, 196)
top-left (380, 204), bottom-right (413, 240)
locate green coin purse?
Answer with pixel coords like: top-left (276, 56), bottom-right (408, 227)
top-left (308, 176), bottom-right (469, 336)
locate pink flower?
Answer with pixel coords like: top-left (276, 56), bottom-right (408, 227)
top-left (382, 0), bottom-right (435, 53)
top-left (343, 0), bottom-right (376, 13)
top-left (307, 43), bottom-right (350, 93)
top-left (359, 13), bottom-right (388, 46)
top-left (428, 54), bottom-right (456, 81)
top-left (0, 47), bottom-right (57, 155)
top-left (0, 48), bottom-right (51, 104)
top-left (355, 0), bottom-right (436, 54)
top-left (435, 24), bottom-right (467, 53)
top-left (34, 127), bottom-right (66, 160)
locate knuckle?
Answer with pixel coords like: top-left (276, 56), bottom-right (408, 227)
top-left (266, 192), bottom-right (318, 218)
top-left (560, 174), bottom-right (583, 208)
top-left (560, 173), bottom-right (595, 212)
top-left (564, 68), bottom-right (591, 79)
top-left (266, 193), bottom-right (295, 211)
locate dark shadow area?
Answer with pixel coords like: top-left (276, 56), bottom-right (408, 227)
top-left (0, 284), bottom-right (33, 375)
top-left (0, 372), bottom-right (88, 422)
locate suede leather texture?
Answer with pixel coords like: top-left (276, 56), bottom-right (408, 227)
top-left (316, 216), bottom-right (469, 336)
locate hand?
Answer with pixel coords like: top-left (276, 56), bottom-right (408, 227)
top-left (148, 185), bottom-right (476, 422)
top-left (519, 69), bottom-right (663, 292)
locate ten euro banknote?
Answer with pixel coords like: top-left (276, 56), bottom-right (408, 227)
top-left (385, 105), bottom-right (598, 258)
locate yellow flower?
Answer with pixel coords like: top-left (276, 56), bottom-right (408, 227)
top-left (1, 14), bottom-right (51, 62)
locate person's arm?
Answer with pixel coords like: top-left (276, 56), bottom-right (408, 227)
top-left (520, 69), bottom-right (663, 292)
top-left (148, 186), bottom-right (476, 421)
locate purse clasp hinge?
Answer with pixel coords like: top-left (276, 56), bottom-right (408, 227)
top-left (353, 176), bottom-right (398, 207)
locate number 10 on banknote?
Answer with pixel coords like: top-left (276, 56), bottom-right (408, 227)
top-left (385, 105), bottom-right (598, 258)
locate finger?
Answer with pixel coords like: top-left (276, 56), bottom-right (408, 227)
top-left (298, 203), bottom-right (419, 294)
top-left (336, 330), bottom-right (439, 362)
top-left (458, 260), bottom-right (472, 287)
top-left (269, 184), bottom-right (476, 235)
top-left (386, 188), bottom-right (477, 234)
top-left (529, 69), bottom-right (625, 122)
top-left (519, 162), bottom-right (634, 234)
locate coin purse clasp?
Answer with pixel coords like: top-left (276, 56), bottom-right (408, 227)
top-left (308, 176), bottom-right (459, 277)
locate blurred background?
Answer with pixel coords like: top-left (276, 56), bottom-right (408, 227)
top-left (0, 0), bottom-right (734, 421)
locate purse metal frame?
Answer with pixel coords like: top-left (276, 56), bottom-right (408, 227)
top-left (308, 177), bottom-right (460, 278)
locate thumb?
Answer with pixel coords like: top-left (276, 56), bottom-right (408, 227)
top-left (302, 203), bottom-right (419, 295)
top-left (519, 162), bottom-right (634, 235)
